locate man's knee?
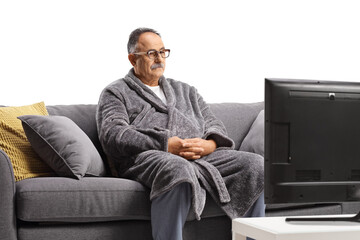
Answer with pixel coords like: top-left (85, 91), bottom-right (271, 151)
top-left (164, 182), bottom-right (191, 201)
top-left (239, 151), bottom-right (264, 173)
top-left (163, 157), bottom-right (197, 178)
top-left (153, 182), bottom-right (192, 205)
top-left (176, 182), bottom-right (191, 197)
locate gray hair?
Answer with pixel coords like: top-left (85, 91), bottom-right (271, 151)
top-left (127, 27), bottom-right (161, 54)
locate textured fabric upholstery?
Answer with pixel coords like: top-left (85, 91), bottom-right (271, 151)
top-left (0, 149), bottom-right (17, 240)
top-left (16, 177), bottom-right (226, 223)
top-left (18, 115), bottom-right (106, 179)
top-left (46, 105), bottom-right (106, 165)
top-left (46, 103), bottom-right (264, 171)
top-left (0, 102), bottom-right (55, 181)
top-left (16, 177), bottom-right (151, 222)
top-left (240, 110), bottom-right (264, 156)
top-left (17, 216), bottom-right (231, 240)
top-left (210, 102), bottom-right (264, 150)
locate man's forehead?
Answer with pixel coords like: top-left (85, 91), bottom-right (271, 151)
top-left (137, 32), bottom-right (164, 50)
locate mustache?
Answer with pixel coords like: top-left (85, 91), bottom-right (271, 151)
top-left (151, 63), bottom-right (164, 70)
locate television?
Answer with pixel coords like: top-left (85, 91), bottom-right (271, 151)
top-left (265, 78), bottom-right (360, 222)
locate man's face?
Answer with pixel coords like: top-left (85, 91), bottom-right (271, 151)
top-left (129, 32), bottom-right (166, 85)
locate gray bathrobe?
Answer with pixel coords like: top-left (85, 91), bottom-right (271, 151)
top-left (96, 69), bottom-right (264, 220)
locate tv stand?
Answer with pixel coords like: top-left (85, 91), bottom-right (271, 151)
top-left (286, 211), bottom-right (360, 222)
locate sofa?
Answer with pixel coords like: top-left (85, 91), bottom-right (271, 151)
top-left (1, 102), bottom-right (358, 240)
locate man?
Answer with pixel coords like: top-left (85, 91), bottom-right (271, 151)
top-left (96, 28), bottom-right (264, 240)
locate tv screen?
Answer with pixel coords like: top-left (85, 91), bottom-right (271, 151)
top-left (265, 78), bottom-right (360, 210)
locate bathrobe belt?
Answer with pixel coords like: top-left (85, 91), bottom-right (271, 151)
top-left (194, 159), bottom-right (231, 203)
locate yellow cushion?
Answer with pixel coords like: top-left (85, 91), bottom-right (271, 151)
top-left (0, 102), bottom-right (55, 181)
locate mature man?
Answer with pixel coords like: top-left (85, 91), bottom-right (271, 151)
top-left (96, 28), bottom-right (264, 240)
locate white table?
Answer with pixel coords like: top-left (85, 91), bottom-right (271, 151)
top-left (232, 215), bottom-right (360, 240)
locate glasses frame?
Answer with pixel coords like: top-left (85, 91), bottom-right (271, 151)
top-left (133, 49), bottom-right (171, 59)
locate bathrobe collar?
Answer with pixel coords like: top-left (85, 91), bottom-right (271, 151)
top-left (123, 69), bottom-right (176, 113)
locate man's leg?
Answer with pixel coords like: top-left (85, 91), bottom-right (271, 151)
top-left (151, 182), bottom-right (192, 240)
top-left (244, 191), bottom-right (265, 218)
top-left (243, 192), bottom-right (265, 240)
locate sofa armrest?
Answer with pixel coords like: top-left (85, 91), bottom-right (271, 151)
top-left (239, 110), bottom-right (264, 156)
top-left (210, 102), bottom-right (264, 150)
top-left (0, 149), bottom-right (17, 240)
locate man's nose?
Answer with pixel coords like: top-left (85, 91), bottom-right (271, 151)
top-left (154, 54), bottom-right (163, 62)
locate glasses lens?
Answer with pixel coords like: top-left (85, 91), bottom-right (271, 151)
top-left (147, 50), bottom-right (157, 59)
top-left (160, 50), bottom-right (170, 58)
top-left (147, 50), bottom-right (170, 59)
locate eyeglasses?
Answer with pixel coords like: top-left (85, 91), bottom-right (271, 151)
top-left (133, 49), bottom-right (170, 59)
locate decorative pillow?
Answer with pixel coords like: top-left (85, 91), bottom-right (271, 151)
top-left (18, 115), bottom-right (106, 179)
top-left (0, 102), bottom-right (55, 181)
top-left (239, 110), bottom-right (264, 156)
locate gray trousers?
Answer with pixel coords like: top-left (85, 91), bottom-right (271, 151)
top-left (151, 182), bottom-right (265, 240)
top-left (151, 182), bottom-right (192, 240)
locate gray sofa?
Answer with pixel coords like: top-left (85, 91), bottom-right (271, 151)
top-left (0, 102), bottom-right (357, 240)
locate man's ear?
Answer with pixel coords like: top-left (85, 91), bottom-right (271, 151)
top-left (128, 54), bottom-right (136, 66)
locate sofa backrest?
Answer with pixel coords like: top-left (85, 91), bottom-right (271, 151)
top-left (209, 102), bottom-right (264, 150)
top-left (46, 104), bottom-right (105, 159)
top-left (47, 102), bottom-right (264, 155)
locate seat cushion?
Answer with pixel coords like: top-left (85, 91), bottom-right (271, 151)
top-left (16, 177), bottom-right (226, 223)
top-left (16, 177), bottom-right (151, 222)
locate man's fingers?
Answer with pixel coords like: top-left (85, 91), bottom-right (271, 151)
top-left (182, 142), bottom-right (202, 148)
top-left (188, 155), bottom-right (201, 160)
top-left (179, 151), bottom-right (197, 157)
top-left (179, 151), bottom-right (202, 160)
top-left (182, 147), bottom-right (204, 154)
top-left (183, 138), bottom-right (201, 143)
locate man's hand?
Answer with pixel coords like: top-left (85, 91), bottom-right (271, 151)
top-left (168, 136), bottom-right (217, 160)
top-left (168, 136), bottom-right (203, 160)
top-left (183, 138), bottom-right (217, 157)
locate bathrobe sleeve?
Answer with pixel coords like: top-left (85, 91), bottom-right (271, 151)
top-left (196, 91), bottom-right (235, 149)
top-left (96, 88), bottom-right (170, 159)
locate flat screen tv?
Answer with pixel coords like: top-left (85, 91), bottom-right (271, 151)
top-left (265, 78), bottom-right (360, 222)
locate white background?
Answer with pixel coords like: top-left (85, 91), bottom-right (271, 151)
top-left (1, 0), bottom-right (360, 106)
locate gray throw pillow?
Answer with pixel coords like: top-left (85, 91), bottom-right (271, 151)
top-left (18, 115), bottom-right (106, 179)
top-left (239, 110), bottom-right (264, 156)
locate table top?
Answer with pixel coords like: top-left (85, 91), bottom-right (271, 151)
top-left (232, 215), bottom-right (360, 240)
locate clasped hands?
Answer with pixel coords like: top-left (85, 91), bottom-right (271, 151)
top-left (167, 136), bottom-right (217, 160)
